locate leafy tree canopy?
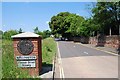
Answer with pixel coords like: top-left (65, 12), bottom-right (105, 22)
top-left (49, 12), bottom-right (85, 38)
top-left (92, 2), bottom-right (120, 35)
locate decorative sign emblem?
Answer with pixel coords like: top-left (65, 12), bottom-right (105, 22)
top-left (17, 40), bottom-right (34, 55)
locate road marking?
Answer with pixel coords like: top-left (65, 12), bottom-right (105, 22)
top-left (84, 51), bottom-right (88, 54)
top-left (78, 43), bottom-right (118, 56)
top-left (57, 42), bottom-right (65, 79)
top-left (73, 46), bottom-right (75, 47)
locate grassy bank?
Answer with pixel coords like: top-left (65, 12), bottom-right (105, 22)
top-left (2, 37), bottom-right (57, 78)
top-left (2, 40), bottom-right (30, 78)
top-left (0, 39), bottom-right (2, 79)
top-left (42, 37), bottom-right (57, 65)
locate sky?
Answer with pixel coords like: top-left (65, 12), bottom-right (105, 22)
top-left (2, 2), bottom-right (96, 32)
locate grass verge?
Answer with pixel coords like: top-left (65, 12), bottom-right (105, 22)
top-left (0, 39), bottom-right (2, 80)
top-left (42, 37), bottom-right (57, 66)
top-left (2, 39), bottom-right (30, 78)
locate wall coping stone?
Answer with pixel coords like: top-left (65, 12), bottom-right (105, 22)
top-left (11, 32), bottom-right (40, 38)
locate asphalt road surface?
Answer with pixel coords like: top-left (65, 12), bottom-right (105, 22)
top-left (57, 41), bottom-right (118, 78)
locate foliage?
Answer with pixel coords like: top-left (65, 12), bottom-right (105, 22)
top-left (42, 30), bottom-right (51, 39)
top-left (65, 13), bottom-right (85, 37)
top-left (2, 40), bottom-right (30, 78)
top-left (34, 27), bottom-right (39, 34)
top-left (0, 30), bottom-right (3, 35)
top-left (78, 18), bottom-right (100, 37)
top-left (92, 2), bottom-right (120, 35)
top-left (42, 38), bottom-right (57, 64)
top-left (49, 2), bottom-right (119, 38)
top-left (0, 30), bottom-right (3, 39)
top-left (37, 31), bottom-right (43, 36)
top-left (49, 12), bottom-right (71, 38)
top-left (2, 30), bottom-right (18, 40)
top-left (49, 12), bottom-right (85, 38)
top-left (33, 27), bottom-right (51, 39)
top-left (18, 28), bottom-right (23, 33)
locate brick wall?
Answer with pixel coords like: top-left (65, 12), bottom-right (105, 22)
top-left (89, 35), bottom-right (120, 48)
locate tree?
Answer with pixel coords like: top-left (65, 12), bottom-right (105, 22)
top-left (49, 12), bottom-right (71, 38)
top-left (0, 30), bottom-right (3, 39)
top-left (0, 30), bottom-right (3, 35)
top-left (78, 18), bottom-right (99, 37)
top-left (92, 2), bottom-right (120, 35)
top-left (65, 14), bottom-right (85, 37)
top-left (18, 28), bottom-right (23, 33)
top-left (33, 27), bottom-right (51, 39)
top-left (49, 12), bottom-right (85, 38)
top-left (42, 30), bottom-right (51, 39)
top-left (34, 27), bottom-right (39, 34)
top-left (37, 31), bottom-right (43, 36)
top-left (3, 30), bottom-right (18, 40)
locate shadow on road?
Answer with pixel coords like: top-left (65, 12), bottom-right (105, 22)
top-left (40, 62), bottom-right (53, 75)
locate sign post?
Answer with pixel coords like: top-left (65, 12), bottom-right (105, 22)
top-left (11, 32), bottom-right (42, 76)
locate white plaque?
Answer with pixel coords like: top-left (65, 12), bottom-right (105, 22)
top-left (17, 60), bottom-right (36, 68)
top-left (16, 56), bottom-right (36, 60)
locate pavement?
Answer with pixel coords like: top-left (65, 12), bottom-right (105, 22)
top-left (54, 41), bottom-right (118, 79)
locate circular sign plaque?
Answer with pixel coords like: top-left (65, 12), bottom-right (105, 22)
top-left (17, 40), bottom-right (34, 55)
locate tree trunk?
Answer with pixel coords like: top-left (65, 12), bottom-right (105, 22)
top-left (109, 27), bottom-right (112, 36)
top-left (119, 25), bottom-right (120, 35)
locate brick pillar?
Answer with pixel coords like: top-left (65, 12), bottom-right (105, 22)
top-left (12, 32), bottom-right (42, 76)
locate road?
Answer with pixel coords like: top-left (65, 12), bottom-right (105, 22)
top-left (57, 41), bottom-right (118, 78)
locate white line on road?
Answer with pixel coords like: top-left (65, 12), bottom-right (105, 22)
top-left (57, 42), bottom-right (65, 79)
top-left (79, 43), bottom-right (118, 56)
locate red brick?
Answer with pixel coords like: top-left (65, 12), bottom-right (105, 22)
top-left (12, 37), bottom-right (42, 76)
